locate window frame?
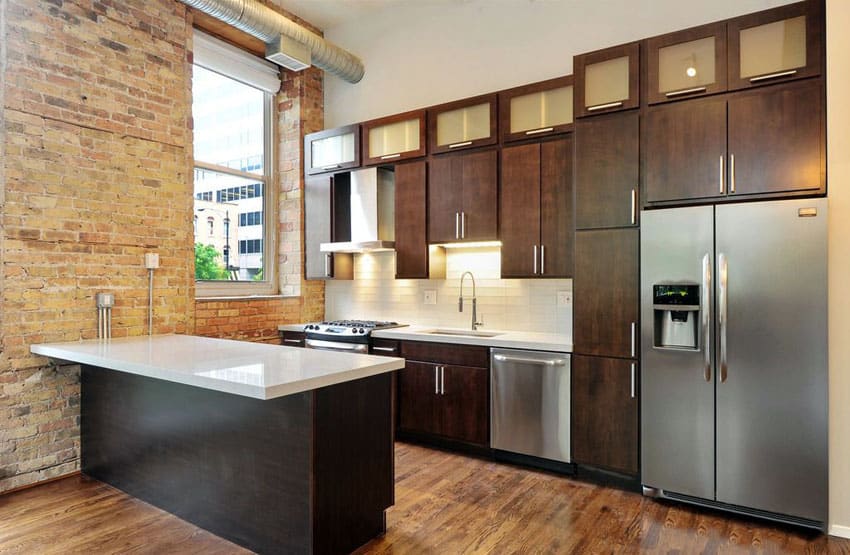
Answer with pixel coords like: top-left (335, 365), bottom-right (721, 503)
top-left (192, 33), bottom-right (279, 298)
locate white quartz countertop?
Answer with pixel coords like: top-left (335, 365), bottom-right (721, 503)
top-left (30, 334), bottom-right (404, 400)
top-left (371, 326), bottom-right (571, 353)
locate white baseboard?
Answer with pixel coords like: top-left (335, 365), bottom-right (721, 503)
top-left (828, 524), bottom-right (850, 538)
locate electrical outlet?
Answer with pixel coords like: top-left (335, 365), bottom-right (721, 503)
top-left (556, 290), bottom-right (572, 306)
top-left (423, 289), bottom-right (437, 305)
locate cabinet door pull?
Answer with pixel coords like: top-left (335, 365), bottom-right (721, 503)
top-left (719, 155), bottom-right (725, 194)
top-left (749, 69), bottom-right (797, 83)
top-left (455, 212), bottom-right (460, 239)
top-left (324, 253), bottom-right (331, 278)
top-left (380, 153), bottom-right (401, 160)
top-left (665, 86), bottom-right (707, 98)
top-left (630, 189), bottom-right (637, 225)
top-left (587, 101), bottom-right (624, 112)
top-left (283, 338), bottom-right (302, 344)
top-left (541, 245), bottom-right (546, 275)
top-left (440, 367), bottom-right (445, 395)
top-left (630, 363), bottom-right (636, 399)
top-left (630, 321), bottom-right (636, 357)
top-left (448, 141), bottom-right (472, 149)
top-left (730, 154), bottom-right (736, 193)
top-left (533, 245), bottom-right (538, 275)
top-left (525, 127), bottom-right (554, 136)
top-left (461, 212), bottom-right (466, 239)
top-left (372, 346), bottom-right (396, 353)
top-left (435, 367), bottom-right (439, 394)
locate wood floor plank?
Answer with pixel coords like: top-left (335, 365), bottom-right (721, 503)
top-left (0, 443), bottom-right (847, 554)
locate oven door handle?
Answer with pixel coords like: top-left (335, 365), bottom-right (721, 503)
top-left (304, 338), bottom-right (369, 353)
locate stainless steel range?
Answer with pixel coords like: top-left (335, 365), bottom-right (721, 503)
top-left (304, 320), bottom-right (404, 353)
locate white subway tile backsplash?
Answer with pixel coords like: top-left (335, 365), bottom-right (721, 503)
top-left (324, 248), bottom-right (572, 338)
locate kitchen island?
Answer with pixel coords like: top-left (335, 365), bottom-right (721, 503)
top-left (31, 335), bottom-right (405, 555)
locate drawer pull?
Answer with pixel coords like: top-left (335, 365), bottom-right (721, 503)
top-left (372, 346), bottom-right (397, 353)
top-left (749, 69), bottom-right (797, 82)
top-left (587, 101), bottom-right (623, 112)
top-left (525, 127), bottom-right (554, 135)
top-left (665, 86), bottom-right (707, 98)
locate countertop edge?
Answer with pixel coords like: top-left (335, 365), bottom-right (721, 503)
top-left (30, 340), bottom-right (405, 400)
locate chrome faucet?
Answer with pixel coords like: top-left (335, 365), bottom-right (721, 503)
top-left (459, 271), bottom-right (483, 330)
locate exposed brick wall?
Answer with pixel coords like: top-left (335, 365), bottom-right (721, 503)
top-left (1, 0), bottom-right (326, 492)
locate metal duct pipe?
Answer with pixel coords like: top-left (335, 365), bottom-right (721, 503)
top-left (180, 0), bottom-right (365, 83)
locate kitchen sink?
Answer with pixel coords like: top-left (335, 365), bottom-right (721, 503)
top-left (422, 329), bottom-right (504, 338)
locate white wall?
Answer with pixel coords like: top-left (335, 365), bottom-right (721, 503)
top-left (319, 0), bottom-right (850, 535)
top-left (826, 0), bottom-right (850, 538)
top-left (323, 0), bottom-right (786, 127)
top-left (325, 249), bottom-right (572, 336)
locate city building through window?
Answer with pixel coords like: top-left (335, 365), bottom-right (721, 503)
top-left (192, 31), bottom-right (279, 294)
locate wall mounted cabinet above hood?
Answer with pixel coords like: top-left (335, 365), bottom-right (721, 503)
top-left (321, 167), bottom-right (395, 253)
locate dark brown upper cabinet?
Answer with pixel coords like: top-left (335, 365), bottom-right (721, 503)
top-left (727, 0), bottom-right (823, 91)
top-left (427, 94), bottom-right (497, 154)
top-left (644, 96), bottom-right (728, 203)
top-left (361, 110), bottom-right (426, 166)
top-left (428, 149), bottom-right (498, 244)
top-left (499, 76), bottom-right (574, 143)
top-left (394, 160), bottom-right (446, 279)
top-left (575, 42), bottom-right (640, 118)
top-left (575, 111), bottom-right (639, 229)
top-left (304, 124), bottom-right (361, 176)
top-left (644, 79), bottom-right (824, 205)
top-left (500, 137), bottom-right (573, 278)
top-left (645, 22), bottom-right (728, 105)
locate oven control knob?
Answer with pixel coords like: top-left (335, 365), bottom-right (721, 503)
top-left (360, 328), bottom-right (366, 334)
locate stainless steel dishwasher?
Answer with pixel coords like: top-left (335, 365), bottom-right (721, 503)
top-left (491, 348), bottom-right (570, 463)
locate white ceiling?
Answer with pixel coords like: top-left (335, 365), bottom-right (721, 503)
top-left (273, 0), bottom-right (406, 32)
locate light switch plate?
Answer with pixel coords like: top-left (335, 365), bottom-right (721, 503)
top-left (556, 290), bottom-right (572, 306)
top-left (423, 289), bottom-right (437, 305)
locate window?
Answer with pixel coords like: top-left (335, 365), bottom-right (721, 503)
top-left (239, 211), bottom-right (263, 227)
top-left (192, 31), bottom-right (279, 295)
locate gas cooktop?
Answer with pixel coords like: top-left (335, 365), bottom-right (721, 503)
top-left (304, 320), bottom-right (406, 338)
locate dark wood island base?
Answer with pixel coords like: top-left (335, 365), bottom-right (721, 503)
top-left (81, 365), bottom-right (393, 555)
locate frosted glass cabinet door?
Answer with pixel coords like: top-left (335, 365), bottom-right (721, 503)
top-left (646, 22), bottom-right (727, 104)
top-left (304, 124), bottom-right (360, 175)
top-left (428, 93), bottom-right (497, 154)
top-left (499, 76), bottom-right (574, 143)
top-left (362, 110), bottom-right (426, 165)
top-left (575, 43), bottom-right (640, 117)
top-left (727, 0), bottom-right (822, 90)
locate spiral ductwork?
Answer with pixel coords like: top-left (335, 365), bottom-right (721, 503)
top-left (180, 0), bottom-right (365, 83)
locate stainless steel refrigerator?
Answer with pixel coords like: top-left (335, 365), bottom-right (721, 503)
top-left (640, 198), bottom-right (827, 529)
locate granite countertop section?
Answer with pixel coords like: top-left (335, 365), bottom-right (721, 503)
top-left (30, 334), bottom-right (404, 400)
top-left (371, 326), bottom-right (571, 353)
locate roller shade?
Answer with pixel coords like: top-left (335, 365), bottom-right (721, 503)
top-left (193, 30), bottom-right (281, 94)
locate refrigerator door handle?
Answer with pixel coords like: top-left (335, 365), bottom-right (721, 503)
top-left (718, 252), bottom-right (729, 383)
top-left (702, 253), bottom-right (712, 382)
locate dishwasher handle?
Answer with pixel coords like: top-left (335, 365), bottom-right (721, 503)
top-left (493, 354), bottom-right (567, 366)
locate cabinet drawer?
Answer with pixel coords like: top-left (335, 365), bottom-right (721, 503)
top-left (280, 330), bottom-right (306, 347)
top-left (370, 339), bottom-right (400, 356)
top-left (400, 341), bottom-right (489, 368)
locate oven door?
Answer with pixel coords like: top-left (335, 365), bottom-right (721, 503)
top-left (304, 338), bottom-right (369, 354)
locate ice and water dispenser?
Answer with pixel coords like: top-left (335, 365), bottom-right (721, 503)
top-left (652, 284), bottom-right (700, 350)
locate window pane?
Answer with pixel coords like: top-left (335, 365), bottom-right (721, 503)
top-left (193, 170), bottom-right (264, 281)
top-left (193, 65), bottom-right (265, 175)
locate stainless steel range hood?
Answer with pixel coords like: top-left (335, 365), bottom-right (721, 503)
top-left (320, 167), bottom-right (395, 253)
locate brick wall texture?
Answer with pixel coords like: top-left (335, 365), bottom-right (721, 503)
top-left (0, 0), bottom-right (326, 491)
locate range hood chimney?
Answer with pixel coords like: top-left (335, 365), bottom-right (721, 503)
top-left (321, 168), bottom-right (395, 253)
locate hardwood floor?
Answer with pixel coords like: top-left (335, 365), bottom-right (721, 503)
top-left (1, 442), bottom-right (847, 554)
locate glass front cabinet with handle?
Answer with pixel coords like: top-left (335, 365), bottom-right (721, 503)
top-left (575, 43), bottom-right (640, 118)
top-left (499, 76), bottom-right (574, 143)
top-left (428, 93), bottom-right (498, 154)
top-left (361, 110), bottom-right (427, 166)
top-left (304, 124), bottom-right (360, 176)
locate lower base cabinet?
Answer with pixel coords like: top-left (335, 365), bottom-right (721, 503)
top-left (397, 341), bottom-right (489, 447)
top-left (571, 354), bottom-right (639, 475)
